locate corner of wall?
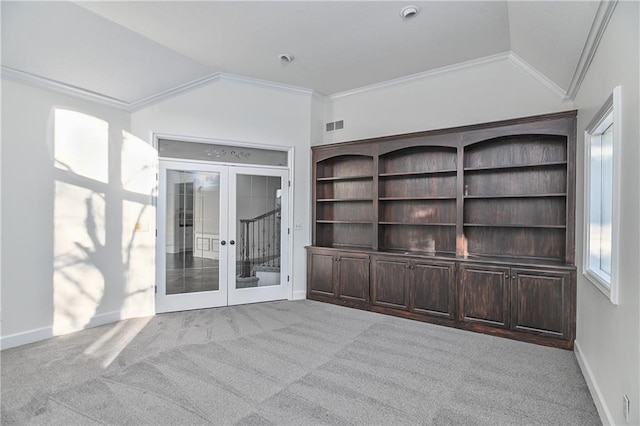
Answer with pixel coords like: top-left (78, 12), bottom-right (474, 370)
top-left (575, 340), bottom-right (615, 425)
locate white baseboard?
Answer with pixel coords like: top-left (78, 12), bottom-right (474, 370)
top-left (0, 309), bottom-right (152, 351)
top-left (0, 325), bottom-right (53, 351)
top-left (292, 290), bottom-right (307, 300)
top-left (575, 340), bottom-right (614, 425)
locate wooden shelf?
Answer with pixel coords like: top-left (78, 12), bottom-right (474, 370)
top-left (380, 222), bottom-right (456, 227)
top-left (464, 193), bottom-right (566, 199)
top-left (316, 220), bottom-right (373, 224)
top-left (317, 198), bottom-right (372, 202)
top-left (379, 196), bottom-right (456, 201)
top-left (320, 243), bottom-right (373, 250)
top-left (464, 223), bottom-right (566, 229)
top-left (464, 161), bottom-right (567, 172)
top-left (379, 169), bottom-right (457, 178)
top-left (316, 175), bottom-right (373, 181)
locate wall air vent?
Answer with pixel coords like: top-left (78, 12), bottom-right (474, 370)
top-left (325, 120), bottom-right (344, 132)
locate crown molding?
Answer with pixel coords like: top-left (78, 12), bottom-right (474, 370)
top-left (507, 52), bottom-right (569, 101)
top-left (328, 51), bottom-right (572, 102)
top-left (1, 66), bottom-right (318, 112)
top-left (218, 72), bottom-right (315, 97)
top-left (127, 72), bottom-right (222, 111)
top-left (1, 66), bottom-right (130, 109)
top-left (329, 52), bottom-right (511, 100)
top-left (565, 0), bottom-right (618, 100)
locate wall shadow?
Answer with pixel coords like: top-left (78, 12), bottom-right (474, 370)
top-left (52, 109), bottom-right (156, 339)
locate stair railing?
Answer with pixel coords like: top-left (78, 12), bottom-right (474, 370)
top-left (239, 208), bottom-right (281, 277)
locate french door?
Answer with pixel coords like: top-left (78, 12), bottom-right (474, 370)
top-left (156, 160), bottom-right (289, 313)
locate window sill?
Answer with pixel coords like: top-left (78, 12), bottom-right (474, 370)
top-left (583, 268), bottom-right (618, 305)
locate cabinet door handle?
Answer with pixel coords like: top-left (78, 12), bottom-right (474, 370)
top-left (229, 240), bottom-right (235, 245)
top-left (220, 240), bottom-right (226, 246)
top-left (504, 273), bottom-right (509, 278)
top-left (512, 275), bottom-right (516, 279)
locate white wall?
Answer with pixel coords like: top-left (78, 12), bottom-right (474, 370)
top-left (1, 80), bottom-right (156, 349)
top-left (131, 77), bottom-right (314, 300)
top-left (573, 2), bottom-right (640, 425)
top-left (321, 56), bottom-right (574, 144)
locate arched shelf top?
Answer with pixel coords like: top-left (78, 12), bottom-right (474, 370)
top-left (463, 134), bottom-right (567, 170)
top-left (379, 145), bottom-right (457, 175)
top-left (316, 154), bottom-right (374, 179)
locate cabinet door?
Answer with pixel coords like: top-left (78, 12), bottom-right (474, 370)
top-left (511, 268), bottom-right (571, 338)
top-left (411, 261), bottom-right (455, 319)
top-left (459, 264), bottom-right (510, 328)
top-left (337, 253), bottom-right (370, 302)
top-left (307, 250), bottom-right (336, 297)
top-left (372, 258), bottom-right (409, 310)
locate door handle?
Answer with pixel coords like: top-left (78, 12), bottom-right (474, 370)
top-left (221, 240), bottom-right (226, 246)
top-left (229, 240), bottom-right (235, 245)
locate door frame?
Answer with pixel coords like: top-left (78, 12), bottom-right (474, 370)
top-left (153, 134), bottom-right (294, 313)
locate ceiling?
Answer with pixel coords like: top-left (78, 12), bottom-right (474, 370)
top-left (1, 1), bottom-right (600, 106)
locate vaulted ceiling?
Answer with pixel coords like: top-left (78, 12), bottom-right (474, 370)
top-left (1, 1), bottom-right (601, 107)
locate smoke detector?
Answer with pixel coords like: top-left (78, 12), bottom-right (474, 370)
top-left (279, 53), bottom-right (294, 63)
top-left (400, 5), bottom-right (420, 19)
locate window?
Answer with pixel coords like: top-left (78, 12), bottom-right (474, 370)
top-left (584, 86), bottom-right (621, 304)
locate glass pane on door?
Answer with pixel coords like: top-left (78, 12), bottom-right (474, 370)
top-left (165, 170), bottom-right (221, 294)
top-left (235, 174), bottom-right (282, 289)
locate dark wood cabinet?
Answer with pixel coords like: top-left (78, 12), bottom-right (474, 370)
top-left (459, 263), bottom-right (573, 340)
top-left (307, 249), bottom-right (335, 297)
top-left (411, 260), bottom-right (455, 319)
top-left (371, 256), bottom-right (456, 321)
top-left (459, 263), bottom-right (511, 328)
top-left (307, 111), bottom-right (577, 349)
top-left (337, 252), bottom-right (370, 303)
top-left (511, 267), bottom-right (572, 338)
top-left (306, 247), bottom-right (370, 307)
top-left (372, 257), bottom-right (410, 310)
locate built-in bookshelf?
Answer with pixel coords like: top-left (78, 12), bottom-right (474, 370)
top-left (308, 111), bottom-right (577, 349)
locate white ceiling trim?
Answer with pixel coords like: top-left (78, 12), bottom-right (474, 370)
top-left (1, 65), bottom-right (130, 110)
top-left (507, 52), bottom-right (569, 101)
top-left (328, 52), bottom-right (512, 101)
top-left (127, 73), bottom-right (222, 111)
top-left (1, 66), bottom-right (318, 112)
top-left (129, 72), bottom-right (317, 111)
top-left (565, 0), bottom-right (618, 101)
top-left (218, 73), bottom-right (316, 98)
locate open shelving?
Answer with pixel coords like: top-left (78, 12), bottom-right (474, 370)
top-left (378, 146), bottom-right (457, 254)
top-left (314, 154), bottom-right (374, 249)
top-left (462, 134), bottom-right (570, 261)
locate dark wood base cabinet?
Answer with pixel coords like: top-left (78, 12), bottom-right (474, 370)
top-left (307, 247), bottom-right (576, 349)
top-left (372, 256), bottom-right (456, 322)
top-left (308, 111), bottom-right (578, 350)
top-left (458, 263), bottom-right (575, 346)
top-left (307, 247), bottom-right (370, 308)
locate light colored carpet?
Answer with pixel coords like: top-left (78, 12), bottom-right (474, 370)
top-left (1, 300), bottom-right (599, 425)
